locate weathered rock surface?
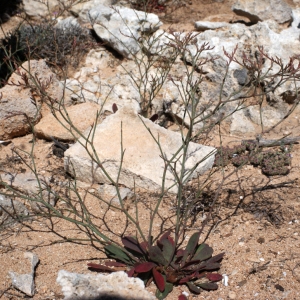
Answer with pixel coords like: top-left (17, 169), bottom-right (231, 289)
top-left (35, 102), bottom-right (102, 141)
top-left (71, 0), bottom-right (115, 20)
top-left (65, 49), bottom-right (140, 111)
top-left (98, 184), bottom-right (133, 205)
top-left (9, 60), bottom-right (71, 108)
top-left (64, 108), bottom-right (215, 193)
top-left (195, 21), bottom-right (229, 31)
top-left (0, 59), bottom-right (74, 140)
top-left (9, 252), bottom-right (39, 297)
top-left (1, 172), bottom-right (57, 208)
top-left (232, 0), bottom-right (293, 24)
top-left (246, 105), bottom-right (283, 127)
top-left (57, 270), bottom-right (156, 300)
top-left (23, 0), bottom-right (58, 18)
top-left (230, 110), bottom-right (255, 134)
top-left (0, 85), bottom-right (40, 140)
top-left (84, 5), bottom-right (162, 57)
top-left (0, 195), bottom-right (29, 226)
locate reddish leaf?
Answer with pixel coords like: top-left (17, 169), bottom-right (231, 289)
top-left (198, 282), bottom-right (218, 290)
top-left (105, 261), bottom-right (126, 267)
top-left (112, 103), bottom-right (118, 113)
top-left (176, 249), bottom-right (185, 258)
top-left (121, 236), bottom-right (145, 255)
top-left (153, 268), bottom-right (165, 292)
top-left (139, 241), bottom-right (148, 252)
top-left (179, 274), bottom-right (193, 284)
top-left (206, 273), bottom-right (223, 282)
top-left (134, 262), bottom-right (156, 273)
top-left (87, 263), bottom-right (116, 272)
top-left (150, 113), bottom-right (158, 122)
top-left (195, 272), bottom-right (206, 279)
top-left (127, 268), bottom-right (135, 277)
top-left (178, 294), bottom-right (188, 300)
top-left (168, 236), bottom-right (175, 246)
top-left (158, 230), bottom-right (171, 244)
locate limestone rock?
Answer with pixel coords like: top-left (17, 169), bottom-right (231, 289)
top-left (35, 102), bottom-right (102, 141)
top-left (9, 252), bottom-right (39, 297)
top-left (66, 76), bottom-right (140, 112)
top-left (0, 195), bottom-right (29, 226)
top-left (64, 108), bottom-right (215, 193)
top-left (23, 0), bottom-right (58, 18)
top-left (1, 172), bottom-right (57, 209)
top-left (84, 5), bottom-right (162, 57)
top-left (230, 110), bottom-right (255, 134)
top-left (246, 106), bottom-right (283, 128)
top-left (71, 0), bottom-right (115, 19)
top-left (195, 21), bottom-right (229, 31)
top-left (232, 0), bottom-right (292, 24)
top-left (98, 184), bottom-right (133, 205)
top-left (0, 85), bottom-right (41, 140)
top-left (8, 60), bottom-right (71, 108)
top-left (57, 270), bottom-right (156, 300)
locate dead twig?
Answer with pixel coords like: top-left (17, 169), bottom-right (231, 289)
top-left (243, 136), bottom-right (300, 148)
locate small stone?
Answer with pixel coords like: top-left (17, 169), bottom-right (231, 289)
top-left (238, 279), bottom-right (247, 287)
top-left (275, 283), bottom-right (284, 291)
top-left (247, 256), bottom-right (261, 263)
top-left (222, 274), bottom-right (229, 286)
top-left (9, 252), bottom-right (39, 297)
top-left (257, 237), bottom-right (265, 244)
top-left (228, 291), bottom-right (236, 299)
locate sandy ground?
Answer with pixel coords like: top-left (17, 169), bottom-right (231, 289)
top-left (1, 0), bottom-right (300, 299)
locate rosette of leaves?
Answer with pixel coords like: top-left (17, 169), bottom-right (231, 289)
top-left (261, 150), bottom-right (291, 176)
top-left (231, 154), bottom-right (249, 167)
top-left (88, 231), bottom-right (224, 299)
top-left (213, 146), bottom-right (235, 167)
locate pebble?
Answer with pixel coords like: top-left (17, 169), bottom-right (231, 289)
top-left (228, 291), bottom-right (236, 299)
top-left (247, 256), bottom-right (261, 263)
top-left (222, 274), bottom-right (229, 286)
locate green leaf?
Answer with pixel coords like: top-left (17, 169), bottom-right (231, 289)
top-left (198, 282), bottom-right (218, 290)
top-left (104, 244), bottom-right (133, 264)
top-left (206, 252), bottom-right (225, 264)
top-left (155, 282), bottom-right (173, 300)
top-left (182, 232), bottom-right (200, 264)
top-left (186, 282), bottom-right (201, 294)
top-left (158, 230), bottom-right (171, 244)
top-left (161, 238), bottom-right (175, 264)
top-left (193, 243), bottom-right (213, 261)
top-left (149, 245), bottom-right (167, 266)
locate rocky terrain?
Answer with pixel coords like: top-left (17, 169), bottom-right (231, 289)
top-left (1, 0), bottom-right (300, 299)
